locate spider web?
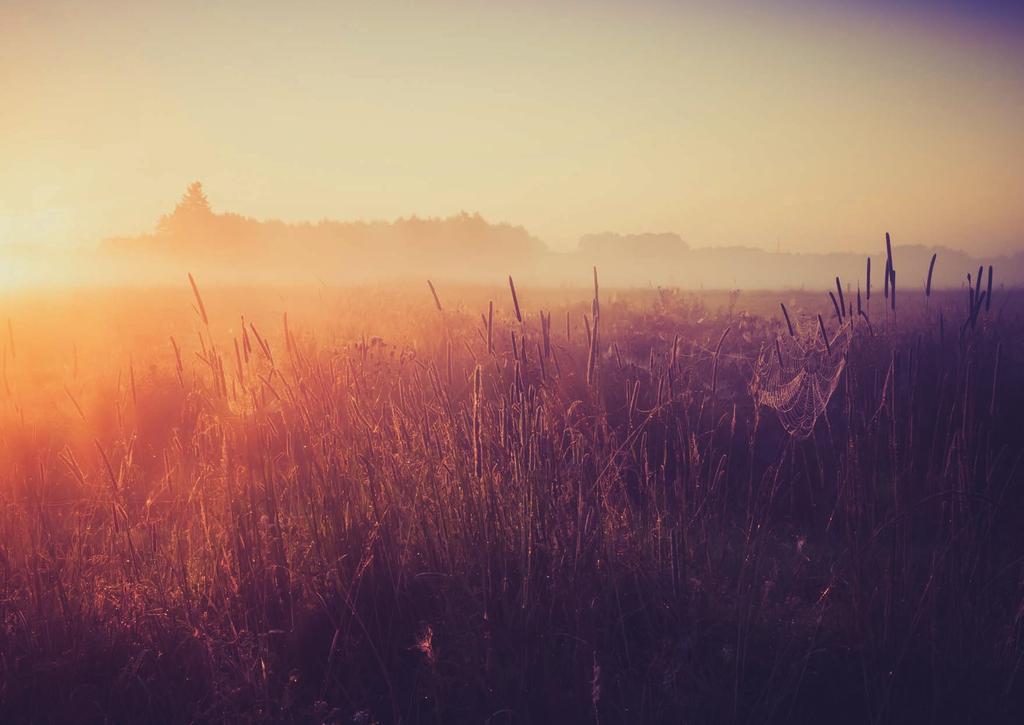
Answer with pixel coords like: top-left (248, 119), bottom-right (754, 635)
top-left (750, 319), bottom-right (852, 440)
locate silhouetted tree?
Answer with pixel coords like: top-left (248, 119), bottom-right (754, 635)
top-left (158, 181), bottom-right (214, 236)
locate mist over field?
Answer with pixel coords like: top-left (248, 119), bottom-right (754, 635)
top-left (4, 181), bottom-right (1021, 292)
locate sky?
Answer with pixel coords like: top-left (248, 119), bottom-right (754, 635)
top-left (1, 0), bottom-right (1023, 254)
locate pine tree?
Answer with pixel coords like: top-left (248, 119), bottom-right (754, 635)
top-left (158, 181), bottom-right (214, 236)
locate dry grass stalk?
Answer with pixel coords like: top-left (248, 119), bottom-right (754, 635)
top-left (187, 272), bottom-right (209, 326)
top-left (508, 276), bottom-right (522, 323)
top-left (780, 302), bottom-right (794, 337)
top-left (829, 291), bottom-right (842, 322)
top-left (427, 280), bottom-right (443, 311)
top-left (818, 313), bottom-right (831, 355)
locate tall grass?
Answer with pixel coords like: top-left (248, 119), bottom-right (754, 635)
top-left (0, 276), bottom-right (1021, 724)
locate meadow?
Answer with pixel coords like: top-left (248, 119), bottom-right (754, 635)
top-left (0, 264), bottom-right (1021, 723)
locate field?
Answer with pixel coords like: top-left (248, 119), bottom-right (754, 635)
top-left (0, 272), bottom-right (1022, 724)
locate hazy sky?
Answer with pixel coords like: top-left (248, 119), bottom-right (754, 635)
top-left (2, 0), bottom-right (1023, 253)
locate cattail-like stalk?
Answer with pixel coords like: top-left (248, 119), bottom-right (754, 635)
top-left (233, 338), bottom-right (244, 385)
top-left (990, 341), bottom-right (1001, 417)
top-left (487, 301), bottom-right (494, 354)
top-left (818, 314), bottom-right (832, 355)
top-left (968, 267), bottom-right (987, 328)
top-left (986, 265), bottom-right (994, 312)
top-left (858, 309), bottom-right (873, 335)
top-left (589, 270), bottom-right (601, 386)
top-left (240, 316), bottom-right (252, 362)
top-left (857, 284), bottom-right (862, 315)
top-left (427, 280), bottom-right (443, 311)
top-left (890, 268), bottom-right (896, 312)
top-left (508, 276), bottom-right (522, 323)
top-left (866, 257), bottom-right (872, 301)
top-left (169, 336), bottom-right (184, 387)
top-left (926, 253), bottom-right (937, 297)
top-left (835, 277), bottom-right (846, 318)
top-left (969, 289), bottom-right (984, 330)
top-left (249, 322), bottom-right (272, 362)
top-left (884, 257), bottom-right (891, 299)
top-left (188, 272), bottom-right (209, 326)
top-left (829, 291), bottom-right (843, 322)
top-left (780, 302), bottom-right (794, 337)
top-left (472, 365), bottom-right (483, 478)
top-left (586, 312), bottom-right (599, 387)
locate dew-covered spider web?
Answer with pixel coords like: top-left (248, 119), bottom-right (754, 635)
top-left (750, 319), bottom-right (853, 439)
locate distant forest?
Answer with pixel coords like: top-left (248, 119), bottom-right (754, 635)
top-left (99, 182), bottom-right (1024, 289)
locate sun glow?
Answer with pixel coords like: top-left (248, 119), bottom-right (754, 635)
top-left (0, 244), bottom-right (94, 290)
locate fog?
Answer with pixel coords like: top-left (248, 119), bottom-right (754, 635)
top-left (3, 182), bottom-right (1021, 293)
